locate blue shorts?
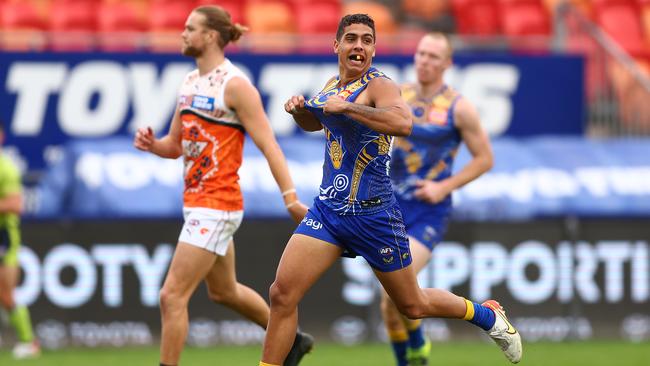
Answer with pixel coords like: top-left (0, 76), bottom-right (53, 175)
top-left (295, 199), bottom-right (412, 272)
top-left (397, 197), bottom-right (451, 251)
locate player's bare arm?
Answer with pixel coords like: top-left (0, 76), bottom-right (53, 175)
top-left (324, 77), bottom-right (412, 136)
top-left (415, 98), bottom-right (493, 203)
top-left (133, 105), bottom-right (183, 159)
top-left (285, 94), bottom-right (323, 132)
top-left (0, 192), bottom-right (22, 215)
top-left (226, 77), bottom-right (308, 223)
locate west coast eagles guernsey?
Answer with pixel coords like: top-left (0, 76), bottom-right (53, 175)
top-left (390, 83), bottom-right (462, 213)
top-left (177, 59), bottom-right (247, 211)
top-left (304, 67), bottom-right (395, 215)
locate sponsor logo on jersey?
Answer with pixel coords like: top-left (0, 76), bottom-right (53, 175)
top-left (191, 95), bottom-right (215, 111)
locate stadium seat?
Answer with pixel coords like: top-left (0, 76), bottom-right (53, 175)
top-left (593, 0), bottom-right (646, 55)
top-left (451, 0), bottom-right (501, 36)
top-left (638, 0), bottom-right (650, 47)
top-left (542, 0), bottom-right (593, 17)
top-left (49, 0), bottom-right (98, 50)
top-left (402, 0), bottom-right (451, 22)
top-left (148, 1), bottom-right (194, 52)
top-left (195, 0), bottom-right (245, 25)
top-left (98, 1), bottom-right (148, 51)
top-left (342, 2), bottom-right (397, 34)
top-left (294, 0), bottom-right (341, 34)
top-left (0, 1), bottom-right (47, 50)
top-left (499, 0), bottom-right (551, 36)
top-left (244, 0), bottom-right (296, 52)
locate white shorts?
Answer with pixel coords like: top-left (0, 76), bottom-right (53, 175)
top-left (179, 207), bottom-right (244, 256)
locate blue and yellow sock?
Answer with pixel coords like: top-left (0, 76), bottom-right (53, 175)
top-left (387, 329), bottom-right (409, 366)
top-left (9, 306), bottom-right (34, 342)
top-left (406, 319), bottom-right (425, 349)
top-left (462, 299), bottom-right (496, 331)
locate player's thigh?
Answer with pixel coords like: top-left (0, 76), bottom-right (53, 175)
top-left (163, 242), bottom-right (217, 298)
top-left (409, 236), bottom-right (433, 273)
top-left (380, 237), bottom-right (431, 299)
top-left (204, 240), bottom-right (237, 294)
top-left (374, 265), bottom-right (424, 308)
top-left (273, 234), bottom-right (342, 299)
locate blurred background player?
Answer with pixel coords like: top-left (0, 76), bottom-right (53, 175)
top-left (260, 14), bottom-right (520, 366)
top-left (133, 5), bottom-right (312, 366)
top-left (382, 32), bottom-right (494, 366)
top-left (0, 120), bottom-right (40, 359)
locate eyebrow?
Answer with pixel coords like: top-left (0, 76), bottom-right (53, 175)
top-left (343, 32), bottom-right (374, 39)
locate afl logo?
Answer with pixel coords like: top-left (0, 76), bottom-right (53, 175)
top-left (379, 247), bottom-right (394, 256)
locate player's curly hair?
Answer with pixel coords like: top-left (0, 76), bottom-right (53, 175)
top-left (194, 5), bottom-right (249, 49)
top-left (336, 14), bottom-right (375, 42)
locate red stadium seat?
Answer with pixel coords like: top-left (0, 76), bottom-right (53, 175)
top-left (49, 0), bottom-right (98, 50)
top-left (0, 1), bottom-right (47, 50)
top-left (148, 1), bottom-right (194, 52)
top-left (294, 0), bottom-right (341, 34)
top-left (98, 2), bottom-right (148, 51)
top-left (499, 0), bottom-right (551, 36)
top-left (594, 0), bottom-right (646, 55)
top-left (195, 0), bottom-right (245, 25)
top-left (451, 0), bottom-right (501, 36)
top-left (342, 2), bottom-right (397, 34)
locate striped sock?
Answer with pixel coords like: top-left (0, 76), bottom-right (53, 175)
top-left (462, 299), bottom-right (496, 331)
top-left (259, 362), bottom-right (280, 366)
top-left (388, 329), bottom-right (409, 366)
top-left (406, 319), bottom-right (425, 349)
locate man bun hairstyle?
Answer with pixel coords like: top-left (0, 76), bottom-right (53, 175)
top-left (194, 5), bottom-right (249, 48)
top-left (336, 13), bottom-right (376, 41)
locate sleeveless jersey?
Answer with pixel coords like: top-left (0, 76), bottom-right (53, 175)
top-left (177, 59), bottom-right (247, 211)
top-left (390, 84), bottom-right (462, 211)
top-left (305, 67), bottom-right (395, 215)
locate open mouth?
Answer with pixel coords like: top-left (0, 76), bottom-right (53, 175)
top-left (348, 54), bottom-right (365, 65)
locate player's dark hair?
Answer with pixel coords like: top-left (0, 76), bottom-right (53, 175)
top-left (194, 5), bottom-right (248, 49)
top-left (336, 14), bottom-right (375, 42)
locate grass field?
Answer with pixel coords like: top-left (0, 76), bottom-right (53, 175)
top-left (1, 341), bottom-right (649, 366)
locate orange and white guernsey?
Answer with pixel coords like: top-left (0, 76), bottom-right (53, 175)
top-left (177, 59), bottom-right (247, 211)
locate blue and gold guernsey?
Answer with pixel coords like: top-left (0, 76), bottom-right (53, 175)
top-left (294, 67), bottom-right (412, 272)
top-left (390, 83), bottom-right (462, 250)
top-left (304, 67), bottom-right (395, 215)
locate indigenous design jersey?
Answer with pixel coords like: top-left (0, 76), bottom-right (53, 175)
top-left (305, 67), bottom-right (395, 215)
top-left (390, 84), bottom-right (462, 211)
top-left (178, 59), bottom-right (247, 211)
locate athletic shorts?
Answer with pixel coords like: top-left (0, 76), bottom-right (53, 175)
top-left (397, 197), bottom-right (450, 251)
top-left (295, 199), bottom-right (412, 272)
top-left (179, 207), bottom-right (243, 256)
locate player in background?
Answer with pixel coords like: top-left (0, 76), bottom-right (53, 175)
top-left (0, 121), bottom-right (40, 359)
top-left (133, 6), bottom-right (312, 366)
top-left (259, 14), bottom-right (521, 366)
top-left (382, 32), bottom-right (494, 366)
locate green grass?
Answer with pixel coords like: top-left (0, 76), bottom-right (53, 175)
top-left (0, 341), bottom-right (648, 365)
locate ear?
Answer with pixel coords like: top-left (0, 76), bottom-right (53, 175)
top-left (333, 39), bottom-right (339, 54)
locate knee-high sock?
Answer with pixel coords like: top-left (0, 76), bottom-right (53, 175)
top-left (9, 306), bottom-right (34, 342)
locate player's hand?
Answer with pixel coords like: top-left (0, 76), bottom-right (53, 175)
top-left (285, 95), bottom-right (307, 115)
top-left (134, 127), bottom-right (155, 152)
top-left (323, 95), bottom-right (348, 114)
top-left (287, 201), bottom-right (309, 223)
top-left (413, 179), bottom-right (452, 204)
